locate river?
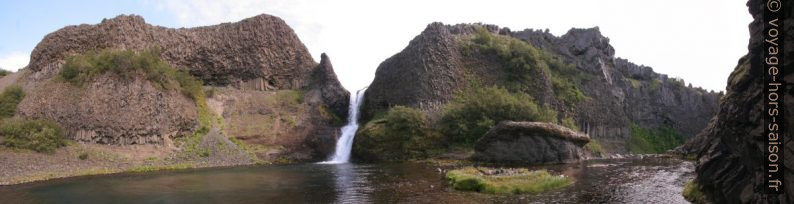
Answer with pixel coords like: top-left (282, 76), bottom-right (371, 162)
top-left (0, 156), bottom-right (693, 204)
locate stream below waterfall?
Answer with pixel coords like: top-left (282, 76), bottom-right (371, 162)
top-left (0, 156), bottom-right (694, 203)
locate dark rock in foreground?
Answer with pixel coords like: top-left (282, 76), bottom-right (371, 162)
top-left (684, 0), bottom-right (793, 203)
top-left (473, 121), bottom-right (590, 164)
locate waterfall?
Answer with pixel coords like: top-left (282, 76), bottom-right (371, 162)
top-left (321, 88), bottom-right (367, 164)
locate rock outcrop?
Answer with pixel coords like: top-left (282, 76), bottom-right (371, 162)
top-left (13, 14), bottom-right (348, 161)
top-left (360, 22), bottom-right (720, 154)
top-left (473, 121), bottom-right (589, 164)
top-left (682, 0), bottom-right (793, 203)
top-left (25, 14), bottom-right (315, 88)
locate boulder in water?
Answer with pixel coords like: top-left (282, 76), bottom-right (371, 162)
top-left (473, 121), bottom-right (590, 164)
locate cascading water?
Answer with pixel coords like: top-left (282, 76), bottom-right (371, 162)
top-left (322, 88), bottom-right (367, 164)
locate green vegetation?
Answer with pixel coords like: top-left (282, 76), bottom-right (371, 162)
top-left (59, 48), bottom-right (204, 101)
top-left (0, 86), bottom-right (25, 118)
top-left (0, 119), bottom-right (66, 153)
top-left (445, 167), bottom-right (572, 194)
top-left (561, 116), bottom-right (578, 130)
top-left (649, 79), bottom-right (662, 91)
top-left (584, 139), bottom-right (605, 156)
top-left (440, 86), bottom-right (556, 145)
top-left (669, 77), bottom-right (685, 89)
top-left (627, 78), bottom-right (642, 89)
top-left (78, 152), bottom-right (89, 160)
top-left (128, 163), bottom-right (193, 173)
top-left (0, 69), bottom-right (11, 77)
top-left (354, 106), bottom-right (442, 161)
top-left (682, 180), bottom-right (709, 204)
top-left (176, 126), bottom-right (212, 158)
top-left (59, 48), bottom-right (222, 158)
top-left (466, 26), bottom-right (590, 105)
top-left (628, 123), bottom-right (684, 154)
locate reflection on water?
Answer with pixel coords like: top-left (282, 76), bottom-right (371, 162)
top-left (330, 163), bottom-right (372, 204)
top-left (0, 156), bottom-right (695, 204)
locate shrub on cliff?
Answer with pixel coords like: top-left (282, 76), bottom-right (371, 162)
top-left (467, 27), bottom-right (589, 105)
top-left (59, 48), bottom-right (204, 101)
top-left (0, 86), bottom-right (25, 118)
top-left (440, 86), bottom-right (556, 144)
top-left (353, 106), bottom-right (442, 161)
top-left (0, 119), bottom-right (66, 153)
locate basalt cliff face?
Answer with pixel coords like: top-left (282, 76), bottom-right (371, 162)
top-left (12, 14), bottom-right (348, 161)
top-left (682, 0), bottom-right (793, 203)
top-left (360, 23), bottom-right (720, 154)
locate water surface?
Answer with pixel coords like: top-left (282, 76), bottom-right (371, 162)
top-left (0, 156), bottom-right (694, 203)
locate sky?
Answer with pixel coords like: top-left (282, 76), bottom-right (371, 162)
top-left (0, 0), bottom-right (751, 92)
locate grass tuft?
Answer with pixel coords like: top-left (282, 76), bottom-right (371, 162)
top-left (446, 167), bottom-right (572, 194)
top-left (682, 179), bottom-right (709, 204)
top-left (584, 139), bottom-right (605, 156)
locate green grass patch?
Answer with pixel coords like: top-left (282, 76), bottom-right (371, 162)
top-left (584, 139), bottom-right (605, 157)
top-left (627, 78), bottom-right (642, 89)
top-left (128, 163), bottom-right (194, 173)
top-left (0, 119), bottom-right (66, 153)
top-left (628, 123), bottom-right (684, 154)
top-left (682, 180), bottom-right (709, 204)
top-left (561, 116), bottom-right (578, 130)
top-left (649, 79), bottom-right (662, 91)
top-left (175, 126), bottom-right (211, 158)
top-left (445, 167), bottom-right (572, 194)
top-left (440, 86), bottom-right (556, 145)
top-left (0, 86), bottom-right (24, 118)
top-left (465, 26), bottom-right (590, 105)
top-left (59, 48), bottom-right (204, 102)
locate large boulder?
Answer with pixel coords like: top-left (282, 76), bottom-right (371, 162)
top-left (473, 121), bottom-right (590, 164)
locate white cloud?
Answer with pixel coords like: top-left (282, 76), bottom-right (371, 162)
top-left (0, 52), bottom-right (30, 71)
top-left (153, 0), bottom-right (751, 92)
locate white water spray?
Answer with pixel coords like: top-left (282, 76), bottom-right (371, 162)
top-left (321, 88), bottom-right (367, 164)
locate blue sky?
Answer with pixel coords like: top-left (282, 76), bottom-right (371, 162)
top-left (0, 0), bottom-right (751, 92)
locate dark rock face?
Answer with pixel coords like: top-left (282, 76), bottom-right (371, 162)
top-left (683, 0), bottom-right (793, 203)
top-left (15, 14), bottom-right (349, 158)
top-left (18, 75), bottom-right (197, 145)
top-left (361, 22), bottom-right (720, 153)
top-left (473, 121), bottom-right (589, 164)
top-left (311, 53), bottom-right (351, 119)
top-left (360, 23), bottom-right (472, 122)
top-left (26, 14), bottom-right (315, 88)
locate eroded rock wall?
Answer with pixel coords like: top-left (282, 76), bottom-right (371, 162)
top-left (686, 0), bottom-right (793, 202)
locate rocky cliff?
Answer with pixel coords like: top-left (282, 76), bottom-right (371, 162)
top-left (360, 22), bottom-right (720, 154)
top-left (681, 0), bottom-right (792, 203)
top-left (12, 14), bottom-right (348, 161)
